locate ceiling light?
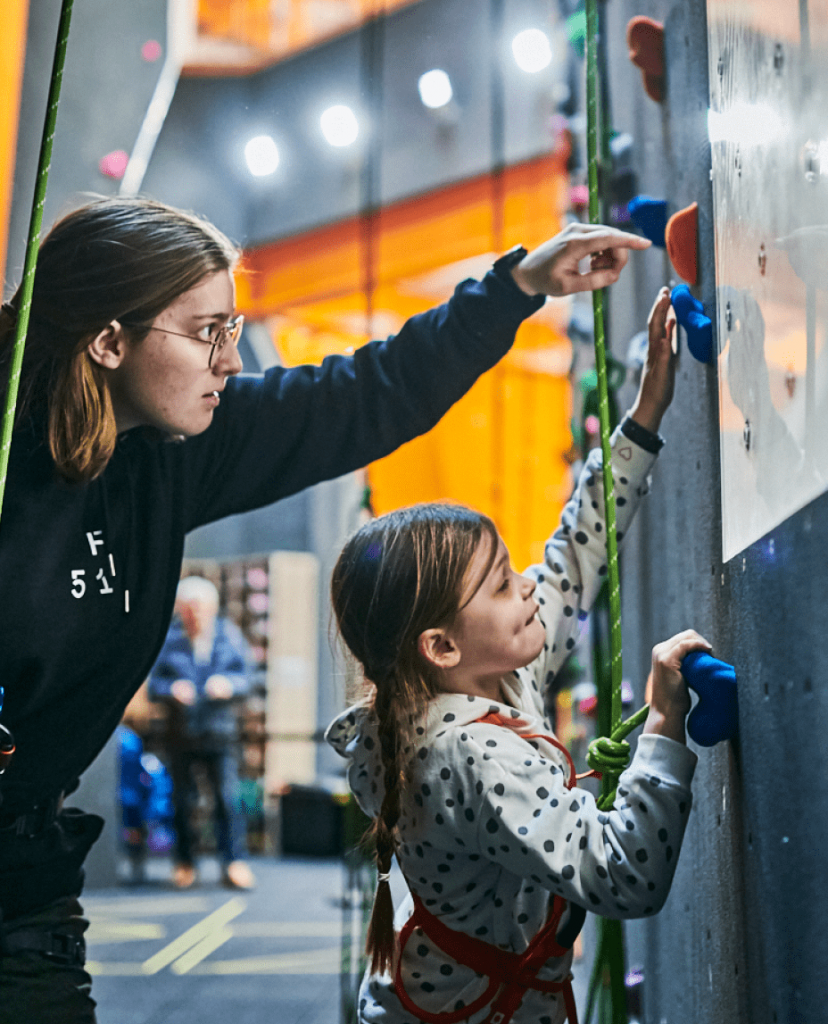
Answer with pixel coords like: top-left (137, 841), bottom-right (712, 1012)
top-left (244, 135), bottom-right (280, 176)
top-left (512, 28), bottom-right (552, 73)
top-left (320, 105), bottom-right (359, 147)
top-left (418, 69), bottom-right (453, 109)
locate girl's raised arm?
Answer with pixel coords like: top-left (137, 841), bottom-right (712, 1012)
top-left (522, 289), bottom-right (676, 707)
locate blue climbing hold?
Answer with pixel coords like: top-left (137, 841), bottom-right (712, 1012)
top-left (628, 195), bottom-right (668, 248)
top-left (681, 650), bottom-right (739, 747)
top-left (671, 284), bottom-right (713, 364)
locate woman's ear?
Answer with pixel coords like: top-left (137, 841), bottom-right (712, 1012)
top-left (418, 628), bottom-right (461, 670)
top-left (86, 321), bottom-right (127, 369)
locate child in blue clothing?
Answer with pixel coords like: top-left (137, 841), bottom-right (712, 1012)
top-left (326, 289), bottom-right (711, 1024)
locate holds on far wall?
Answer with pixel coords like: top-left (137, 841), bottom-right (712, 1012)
top-left (98, 149), bottom-right (129, 180)
top-left (628, 195), bottom-right (668, 248)
top-left (626, 16), bottom-right (665, 103)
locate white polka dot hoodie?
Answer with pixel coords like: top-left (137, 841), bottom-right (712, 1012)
top-left (326, 425), bottom-right (698, 1024)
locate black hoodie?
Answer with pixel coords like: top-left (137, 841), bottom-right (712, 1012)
top-left (0, 269), bottom-right (542, 821)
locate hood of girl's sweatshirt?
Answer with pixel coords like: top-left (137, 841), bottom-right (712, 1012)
top-left (324, 701), bottom-right (383, 816)
top-left (324, 674), bottom-right (563, 820)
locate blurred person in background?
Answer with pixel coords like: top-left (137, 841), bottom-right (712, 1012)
top-left (148, 575), bottom-right (254, 890)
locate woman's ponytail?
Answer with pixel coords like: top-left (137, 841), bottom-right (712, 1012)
top-left (47, 351), bottom-right (117, 481)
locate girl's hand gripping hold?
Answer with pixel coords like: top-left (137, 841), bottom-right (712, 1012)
top-left (629, 286), bottom-right (677, 434)
top-left (644, 629), bottom-right (713, 744)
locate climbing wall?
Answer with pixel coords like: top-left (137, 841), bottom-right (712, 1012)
top-left (603, 2), bottom-right (828, 1023)
top-left (708, 0), bottom-right (828, 561)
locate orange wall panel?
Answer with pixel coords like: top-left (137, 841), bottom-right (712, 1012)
top-left (238, 151), bottom-right (569, 321)
top-left (367, 350), bottom-right (572, 573)
top-left (368, 368), bottom-right (498, 517)
top-left (241, 219), bottom-right (363, 315)
top-left (195, 0), bottom-right (425, 67)
top-left (0, 0), bottom-right (29, 291)
top-left (240, 155), bottom-right (573, 569)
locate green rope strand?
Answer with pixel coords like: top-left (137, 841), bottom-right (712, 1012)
top-left (584, 2), bottom-right (639, 1021)
top-left (586, 0), bottom-right (623, 802)
top-left (0, 0), bottom-right (75, 519)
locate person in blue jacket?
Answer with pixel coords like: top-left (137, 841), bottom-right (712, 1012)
top-left (149, 575), bottom-right (254, 890)
top-left (0, 194), bottom-right (648, 1021)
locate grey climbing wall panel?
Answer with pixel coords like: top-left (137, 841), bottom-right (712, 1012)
top-left (603, 2), bottom-right (828, 1022)
top-left (708, 0), bottom-right (828, 561)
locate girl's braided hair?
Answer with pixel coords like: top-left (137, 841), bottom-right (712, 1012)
top-left (331, 502), bottom-right (498, 974)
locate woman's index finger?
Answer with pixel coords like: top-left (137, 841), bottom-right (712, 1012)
top-left (570, 228), bottom-right (652, 260)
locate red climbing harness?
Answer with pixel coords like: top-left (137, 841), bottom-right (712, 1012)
top-left (391, 711), bottom-right (586, 1024)
top-left (476, 711), bottom-right (601, 786)
top-left (394, 893), bottom-right (578, 1024)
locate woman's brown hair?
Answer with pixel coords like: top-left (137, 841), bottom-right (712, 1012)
top-left (331, 503), bottom-right (498, 974)
top-left (0, 196), bottom-right (239, 481)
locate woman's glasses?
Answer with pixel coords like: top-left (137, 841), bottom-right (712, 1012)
top-left (124, 315), bottom-right (245, 367)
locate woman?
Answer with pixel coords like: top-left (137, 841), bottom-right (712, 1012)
top-left (0, 194), bottom-right (648, 1020)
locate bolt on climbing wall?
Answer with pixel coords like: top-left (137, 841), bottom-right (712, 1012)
top-left (707, 0), bottom-right (828, 561)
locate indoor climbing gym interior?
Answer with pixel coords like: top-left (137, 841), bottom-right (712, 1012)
top-left (0, 1), bottom-right (824, 1023)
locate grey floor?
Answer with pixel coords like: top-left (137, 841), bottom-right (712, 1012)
top-left (85, 854), bottom-right (597, 1024)
top-left (86, 855), bottom-right (347, 1024)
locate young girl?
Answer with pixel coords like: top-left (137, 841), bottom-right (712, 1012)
top-left (327, 289), bottom-right (709, 1024)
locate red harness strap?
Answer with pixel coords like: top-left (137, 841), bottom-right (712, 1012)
top-left (390, 710), bottom-right (585, 1024)
top-left (394, 894), bottom-right (578, 1024)
top-left (474, 712), bottom-right (580, 786)
top-left (476, 712), bottom-right (602, 782)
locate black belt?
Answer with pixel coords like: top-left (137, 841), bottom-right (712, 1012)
top-left (1, 926), bottom-right (86, 966)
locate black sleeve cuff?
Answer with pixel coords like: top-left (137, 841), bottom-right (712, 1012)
top-left (620, 413), bottom-right (665, 453)
top-left (489, 246), bottom-right (546, 312)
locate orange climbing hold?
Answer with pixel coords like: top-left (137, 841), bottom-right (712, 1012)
top-left (665, 202), bottom-right (699, 285)
top-left (626, 16), bottom-right (665, 103)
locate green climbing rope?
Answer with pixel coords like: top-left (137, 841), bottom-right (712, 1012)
top-left (583, 2), bottom-right (652, 1021)
top-left (585, 0), bottom-right (624, 804)
top-left (0, 0), bottom-right (74, 518)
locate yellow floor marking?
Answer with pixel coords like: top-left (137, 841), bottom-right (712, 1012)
top-left (84, 896), bottom-right (213, 917)
top-left (189, 945), bottom-right (342, 975)
top-left (170, 924), bottom-right (234, 974)
top-left (231, 921), bottom-right (342, 938)
top-left (86, 961), bottom-right (150, 976)
top-left (141, 897), bottom-right (246, 975)
top-left (86, 921), bottom-right (165, 943)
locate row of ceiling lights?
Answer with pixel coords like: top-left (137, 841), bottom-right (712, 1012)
top-left (244, 27), bottom-right (554, 176)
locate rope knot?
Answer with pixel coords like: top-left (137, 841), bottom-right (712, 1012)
top-left (586, 734), bottom-right (632, 776)
top-left (585, 704), bottom-right (650, 810)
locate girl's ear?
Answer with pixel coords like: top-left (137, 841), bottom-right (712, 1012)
top-left (418, 628), bottom-right (460, 670)
top-left (86, 321), bottom-right (127, 369)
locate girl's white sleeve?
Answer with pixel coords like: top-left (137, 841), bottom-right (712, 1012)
top-left (457, 725), bottom-right (696, 918)
top-left (523, 425), bottom-right (658, 703)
